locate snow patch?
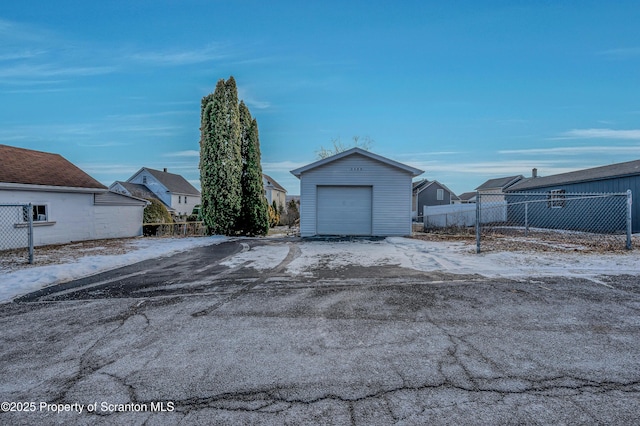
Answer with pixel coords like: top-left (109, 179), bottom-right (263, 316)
top-left (286, 237), bottom-right (640, 280)
top-left (0, 236), bottom-right (228, 303)
top-left (220, 245), bottom-right (290, 270)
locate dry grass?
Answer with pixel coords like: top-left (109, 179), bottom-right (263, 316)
top-left (0, 238), bottom-right (141, 272)
top-left (412, 227), bottom-right (638, 253)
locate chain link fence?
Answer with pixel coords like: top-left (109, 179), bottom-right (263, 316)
top-left (143, 221), bottom-right (206, 237)
top-left (0, 204), bottom-right (34, 264)
top-left (475, 191), bottom-right (632, 252)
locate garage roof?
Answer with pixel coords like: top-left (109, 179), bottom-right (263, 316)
top-left (290, 147), bottom-right (423, 178)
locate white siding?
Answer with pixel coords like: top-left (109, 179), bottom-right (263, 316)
top-left (0, 189), bottom-right (144, 247)
top-left (129, 170), bottom-right (172, 207)
top-left (298, 153), bottom-right (413, 237)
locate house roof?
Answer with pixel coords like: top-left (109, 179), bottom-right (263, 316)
top-left (95, 191), bottom-right (149, 206)
top-left (0, 144), bottom-right (106, 189)
top-left (475, 175), bottom-right (523, 191)
top-left (111, 181), bottom-right (158, 200)
top-left (416, 180), bottom-right (459, 199)
top-left (263, 173), bottom-right (287, 193)
top-left (506, 159), bottom-right (640, 192)
top-left (138, 168), bottom-right (200, 196)
top-left (458, 191), bottom-right (477, 201)
top-left (290, 148), bottom-right (424, 178)
top-left (412, 179), bottom-right (431, 192)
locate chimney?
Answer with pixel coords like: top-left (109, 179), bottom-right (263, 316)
top-left (163, 168), bottom-right (168, 173)
top-left (532, 168), bottom-right (538, 178)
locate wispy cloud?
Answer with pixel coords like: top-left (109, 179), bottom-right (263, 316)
top-left (128, 44), bottom-right (230, 66)
top-left (238, 86), bottom-right (271, 110)
top-left (164, 150), bottom-right (200, 158)
top-left (499, 145), bottom-right (640, 155)
top-left (0, 49), bottom-right (47, 61)
top-left (598, 47), bottom-right (640, 58)
top-left (0, 64), bottom-right (116, 79)
top-left (262, 161), bottom-right (309, 172)
top-left (554, 128), bottom-right (640, 140)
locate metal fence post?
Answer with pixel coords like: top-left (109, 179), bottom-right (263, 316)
top-left (524, 201), bottom-right (529, 237)
top-left (627, 189), bottom-right (633, 250)
top-left (28, 203), bottom-right (34, 264)
top-left (475, 192), bottom-right (481, 253)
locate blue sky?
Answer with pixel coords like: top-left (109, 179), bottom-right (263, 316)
top-left (1, 1), bottom-right (639, 196)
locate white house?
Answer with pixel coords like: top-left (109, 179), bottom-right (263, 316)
top-left (263, 173), bottom-right (287, 209)
top-left (0, 144), bottom-right (148, 248)
top-left (290, 148), bottom-right (423, 237)
top-left (111, 167), bottom-right (200, 219)
top-left (475, 175), bottom-right (523, 201)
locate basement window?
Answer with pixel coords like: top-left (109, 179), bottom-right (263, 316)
top-left (23, 204), bottom-right (48, 222)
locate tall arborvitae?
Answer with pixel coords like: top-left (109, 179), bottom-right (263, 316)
top-left (238, 101), bottom-right (269, 236)
top-left (199, 77), bottom-right (243, 235)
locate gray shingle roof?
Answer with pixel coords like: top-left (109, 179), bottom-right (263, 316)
top-left (476, 175), bottom-right (523, 191)
top-left (412, 179), bottom-right (430, 192)
top-left (263, 173), bottom-right (287, 193)
top-left (458, 191), bottom-right (477, 201)
top-left (507, 159), bottom-right (640, 191)
top-left (144, 168), bottom-right (200, 196)
top-left (113, 181), bottom-right (157, 199)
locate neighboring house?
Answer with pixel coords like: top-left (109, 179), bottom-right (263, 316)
top-left (111, 167), bottom-right (200, 219)
top-left (457, 192), bottom-right (477, 203)
top-left (412, 179), bottom-right (459, 220)
top-left (263, 173), bottom-right (287, 209)
top-left (505, 160), bottom-right (640, 233)
top-left (0, 144), bottom-right (148, 248)
top-left (290, 148), bottom-right (423, 237)
top-left (475, 175), bottom-right (524, 201)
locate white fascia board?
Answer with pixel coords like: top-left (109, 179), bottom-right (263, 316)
top-left (0, 182), bottom-right (107, 194)
top-left (290, 148), bottom-right (424, 178)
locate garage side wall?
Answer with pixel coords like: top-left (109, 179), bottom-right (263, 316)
top-left (299, 154), bottom-right (413, 236)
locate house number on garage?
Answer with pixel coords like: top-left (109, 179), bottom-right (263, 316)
top-left (350, 167), bottom-right (363, 171)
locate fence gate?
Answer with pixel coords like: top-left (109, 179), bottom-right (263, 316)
top-left (475, 191), bottom-right (632, 253)
top-left (0, 203), bottom-right (34, 264)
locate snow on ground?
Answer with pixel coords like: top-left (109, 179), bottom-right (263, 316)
top-left (285, 237), bottom-right (640, 280)
top-left (2, 235), bottom-right (638, 303)
top-left (220, 244), bottom-right (290, 270)
top-left (0, 236), bottom-right (227, 303)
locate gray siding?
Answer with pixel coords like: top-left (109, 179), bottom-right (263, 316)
top-left (506, 176), bottom-right (639, 233)
top-left (417, 182), bottom-right (452, 209)
top-left (299, 153), bottom-right (413, 236)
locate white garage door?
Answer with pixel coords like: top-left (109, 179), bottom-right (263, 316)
top-left (316, 186), bottom-right (372, 235)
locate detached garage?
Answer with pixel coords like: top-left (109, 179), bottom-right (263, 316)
top-left (290, 148), bottom-right (423, 237)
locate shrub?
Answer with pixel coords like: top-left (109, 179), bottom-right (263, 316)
top-left (143, 198), bottom-right (173, 224)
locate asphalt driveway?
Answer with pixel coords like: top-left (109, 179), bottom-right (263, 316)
top-left (1, 238), bottom-right (639, 425)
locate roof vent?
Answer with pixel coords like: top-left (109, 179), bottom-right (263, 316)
top-left (532, 168), bottom-right (538, 178)
top-left (163, 168), bottom-right (168, 173)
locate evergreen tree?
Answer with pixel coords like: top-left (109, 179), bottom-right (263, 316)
top-left (199, 77), bottom-right (243, 235)
top-left (238, 101), bottom-right (269, 236)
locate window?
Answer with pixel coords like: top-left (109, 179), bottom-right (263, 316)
top-left (548, 189), bottom-right (566, 208)
top-left (142, 176), bottom-right (147, 184)
top-left (436, 188), bottom-right (444, 201)
top-left (184, 196), bottom-right (187, 203)
top-left (23, 205), bottom-right (48, 222)
top-left (178, 196), bottom-right (182, 204)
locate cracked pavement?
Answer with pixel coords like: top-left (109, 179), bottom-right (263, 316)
top-left (1, 238), bottom-right (640, 425)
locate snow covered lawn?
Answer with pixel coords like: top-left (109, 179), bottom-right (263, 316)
top-left (285, 237), bottom-right (640, 280)
top-left (0, 236), bottom-right (228, 302)
top-left (1, 235), bottom-right (639, 303)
